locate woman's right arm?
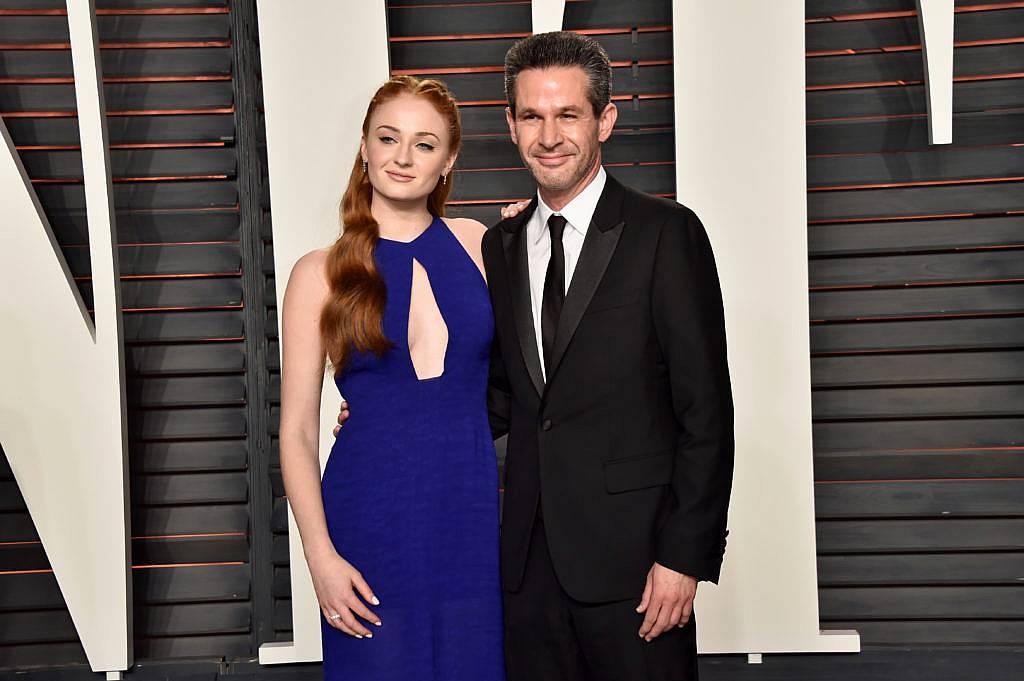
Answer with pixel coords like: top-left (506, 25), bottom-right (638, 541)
top-left (279, 249), bottom-right (381, 638)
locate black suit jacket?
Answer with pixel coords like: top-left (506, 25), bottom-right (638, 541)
top-left (483, 174), bottom-right (735, 603)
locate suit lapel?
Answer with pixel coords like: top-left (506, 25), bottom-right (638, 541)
top-left (545, 176), bottom-right (627, 388)
top-left (500, 198), bottom-right (545, 398)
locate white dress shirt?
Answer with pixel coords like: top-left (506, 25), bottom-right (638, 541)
top-left (526, 166), bottom-right (607, 381)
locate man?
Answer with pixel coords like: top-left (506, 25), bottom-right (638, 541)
top-left (339, 31), bottom-right (734, 681)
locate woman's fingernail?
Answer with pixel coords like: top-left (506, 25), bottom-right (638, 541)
top-left (364, 633), bottom-right (372, 639)
top-left (355, 634), bottom-right (363, 639)
top-left (372, 596), bottom-right (380, 605)
top-left (375, 620), bottom-right (382, 626)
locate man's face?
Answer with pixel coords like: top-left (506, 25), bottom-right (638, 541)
top-left (506, 66), bottom-right (616, 196)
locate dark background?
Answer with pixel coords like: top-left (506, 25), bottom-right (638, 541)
top-left (0, 0), bottom-right (1021, 677)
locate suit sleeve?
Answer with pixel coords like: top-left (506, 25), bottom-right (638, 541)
top-left (650, 207), bottom-right (735, 584)
top-left (483, 227), bottom-right (512, 440)
top-left (488, 336), bottom-right (511, 440)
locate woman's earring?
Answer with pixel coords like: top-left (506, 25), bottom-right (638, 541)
top-left (442, 172), bottom-right (448, 185)
top-left (362, 160), bottom-right (368, 174)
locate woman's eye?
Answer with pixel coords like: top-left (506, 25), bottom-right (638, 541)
top-left (416, 143), bottom-right (435, 151)
top-left (379, 136), bottom-right (396, 144)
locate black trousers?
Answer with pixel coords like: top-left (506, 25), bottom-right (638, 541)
top-left (503, 516), bottom-right (699, 681)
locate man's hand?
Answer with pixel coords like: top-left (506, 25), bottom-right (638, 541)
top-left (636, 562), bottom-right (697, 641)
top-left (332, 400), bottom-right (349, 437)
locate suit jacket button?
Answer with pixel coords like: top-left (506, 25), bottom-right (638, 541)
top-left (542, 419), bottom-right (552, 431)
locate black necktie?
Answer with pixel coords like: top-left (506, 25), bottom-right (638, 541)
top-left (541, 214), bottom-right (568, 376)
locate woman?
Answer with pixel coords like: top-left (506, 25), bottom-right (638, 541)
top-left (278, 76), bottom-right (504, 680)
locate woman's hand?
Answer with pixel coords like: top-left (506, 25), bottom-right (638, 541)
top-left (500, 199), bottom-right (531, 220)
top-left (308, 550), bottom-right (381, 638)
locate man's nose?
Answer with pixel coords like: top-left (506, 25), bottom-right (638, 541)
top-left (538, 118), bottom-right (561, 148)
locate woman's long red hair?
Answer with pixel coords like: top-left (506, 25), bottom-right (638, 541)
top-left (320, 76), bottom-right (462, 377)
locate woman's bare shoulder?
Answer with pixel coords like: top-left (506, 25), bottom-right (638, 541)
top-left (287, 247), bottom-right (332, 300)
top-left (442, 216), bottom-right (487, 242)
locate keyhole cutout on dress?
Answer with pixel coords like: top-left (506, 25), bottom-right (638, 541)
top-left (408, 258), bottom-right (448, 381)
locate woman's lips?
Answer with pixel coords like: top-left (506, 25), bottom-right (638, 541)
top-left (385, 170), bottom-right (415, 182)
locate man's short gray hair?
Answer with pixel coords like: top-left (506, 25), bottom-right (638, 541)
top-left (504, 31), bottom-right (612, 117)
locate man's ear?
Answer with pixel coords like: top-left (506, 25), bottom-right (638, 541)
top-left (505, 106), bottom-right (519, 145)
top-left (597, 102), bottom-right (618, 143)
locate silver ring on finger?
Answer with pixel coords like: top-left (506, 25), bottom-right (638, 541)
top-left (329, 613), bottom-right (342, 621)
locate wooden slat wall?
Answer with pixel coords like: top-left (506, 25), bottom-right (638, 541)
top-left (807, 0), bottom-right (1024, 646)
top-left (0, 0), bottom-right (258, 668)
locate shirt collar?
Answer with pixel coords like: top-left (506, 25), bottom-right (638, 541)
top-left (529, 166), bottom-right (607, 245)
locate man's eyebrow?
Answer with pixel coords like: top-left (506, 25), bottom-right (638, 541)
top-left (516, 105), bottom-right (584, 117)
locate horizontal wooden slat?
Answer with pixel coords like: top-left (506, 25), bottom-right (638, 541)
top-left (80, 276), bottom-right (242, 311)
top-left (816, 619), bottom-right (1024, 645)
top-left (0, 12), bottom-right (228, 43)
top-left (0, 80), bottom-right (232, 114)
top-left (129, 405), bottom-right (246, 440)
top-left (0, 48), bottom-right (231, 82)
top-left (132, 503), bottom-right (247, 536)
top-left (126, 375), bottom-right (245, 408)
top-left (134, 632), bottom-right (250, 661)
top-left (564, 0), bottom-right (671, 29)
top-left (36, 179), bottom-right (237, 212)
top-left (815, 479), bottom-right (1024, 517)
top-left (807, 7), bottom-right (1024, 52)
top-left (133, 533), bottom-right (248, 565)
top-left (811, 350), bottom-right (1024, 386)
top-left (139, 471), bottom-right (248, 506)
top-left (387, 3), bottom-right (530, 38)
top-left (818, 552), bottom-right (1024, 585)
top-left (810, 315), bottom-right (1024, 353)
top-left (809, 215), bottom-right (1024, 256)
top-left (820, 585), bottom-right (1024, 618)
top-left (816, 518), bottom-right (1024, 553)
top-left (126, 342), bottom-right (245, 376)
top-left (808, 109), bottom-right (1024, 155)
top-left (0, 535), bottom-right (247, 574)
top-left (810, 249), bottom-right (1024, 288)
top-left (807, 145), bottom-right (1024, 189)
top-left (132, 440), bottom-right (247, 473)
top-left (123, 309), bottom-right (244, 343)
top-left (809, 42), bottom-right (1024, 88)
top-left (814, 417), bottom-right (1024, 451)
top-left (65, 243), bottom-right (240, 278)
top-left (815, 449), bottom-right (1024, 480)
top-left (807, 0), bottom-right (1013, 20)
top-left (20, 147), bottom-right (236, 181)
top-left (808, 180), bottom-right (1024, 223)
top-left (807, 77), bottom-right (1024, 121)
top-left (0, 610), bottom-right (79, 645)
top-left (134, 601), bottom-right (250, 637)
top-left (810, 281), bottom-right (1024, 321)
top-left (814, 384), bottom-right (1024, 419)
top-left (0, 642), bottom-right (86, 671)
top-left (4, 114), bottom-right (233, 148)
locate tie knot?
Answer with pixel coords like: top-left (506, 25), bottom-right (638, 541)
top-left (547, 214), bottom-right (568, 242)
